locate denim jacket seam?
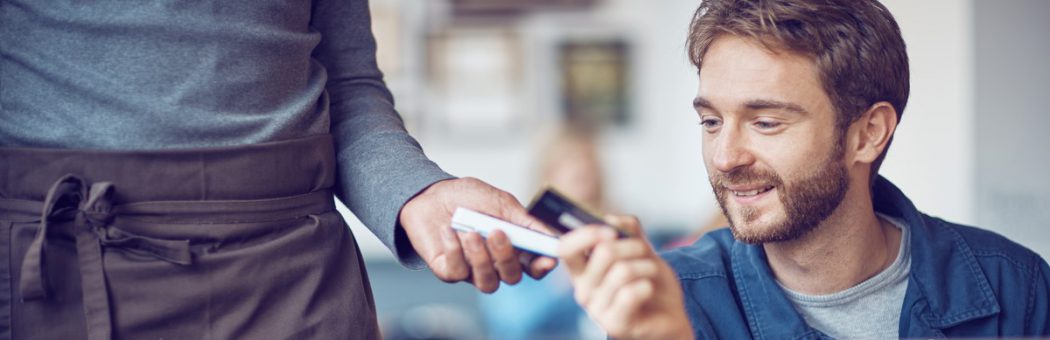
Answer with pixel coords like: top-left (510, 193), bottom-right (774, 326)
top-left (971, 250), bottom-right (1037, 276)
top-left (731, 252), bottom-right (763, 340)
top-left (1024, 261), bottom-right (1043, 331)
top-left (677, 271), bottom-right (727, 280)
top-left (792, 330), bottom-right (823, 340)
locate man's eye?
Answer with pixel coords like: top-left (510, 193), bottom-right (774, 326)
top-left (754, 120), bottom-right (781, 130)
top-left (700, 118), bottom-right (722, 130)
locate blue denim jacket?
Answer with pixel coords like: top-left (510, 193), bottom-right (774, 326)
top-left (661, 177), bottom-right (1050, 339)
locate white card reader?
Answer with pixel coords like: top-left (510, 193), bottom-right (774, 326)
top-left (450, 207), bottom-right (559, 258)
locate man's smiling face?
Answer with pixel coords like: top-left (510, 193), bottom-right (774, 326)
top-left (696, 35), bottom-right (850, 244)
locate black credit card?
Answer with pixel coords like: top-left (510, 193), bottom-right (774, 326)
top-left (526, 188), bottom-right (631, 238)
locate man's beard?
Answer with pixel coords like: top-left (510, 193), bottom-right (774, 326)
top-left (709, 149), bottom-right (850, 244)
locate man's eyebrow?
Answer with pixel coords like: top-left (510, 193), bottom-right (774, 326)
top-left (693, 97), bottom-right (808, 115)
top-left (744, 99), bottom-right (809, 115)
top-left (693, 97), bottom-right (714, 110)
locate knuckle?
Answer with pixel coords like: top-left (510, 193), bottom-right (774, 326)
top-left (621, 264), bottom-right (640, 280)
top-left (496, 257), bottom-right (520, 270)
top-left (635, 280), bottom-right (654, 299)
top-left (637, 260), bottom-right (657, 277)
top-left (448, 263), bottom-right (471, 280)
top-left (625, 284), bottom-right (643, 301)
top-left (607, 263), bottom-right (629, 282)
top-left (617, 263), bottom-right (642, 281)
top-left (591, 244), bottom-right (611, 263)
top-left (629, 240), bottom-right (650, 255)
top-left (436, 270), bottom-right (465, 283)
top-left (462, 177), bottom-right (483, 187)
top-left (490, 246), bottom-right (516, 264)
top-left (495, 263), bottom-right (520, 281)
top-left (444, 239), bottom-right (463, 254)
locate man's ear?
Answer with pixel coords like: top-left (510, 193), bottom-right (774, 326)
top-left (849, 102), bottom-right (898, 165)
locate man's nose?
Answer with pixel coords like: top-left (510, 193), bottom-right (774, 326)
top-left (710, 128), bottom-right (755, 173)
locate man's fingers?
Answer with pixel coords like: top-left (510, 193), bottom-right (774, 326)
top-left (606, 279), bottom-right (654, 333)
top-left (558, 227), bottom-right (614, 277)
top-left (588, 259), bottom-right (659, 314)
top-left (605, 214), bottom-right (644, 238)
top-left (588, 279), bottom-right (653, 339)
top-left (573, 236), bottom-right (648, 305)
top-left (461, 232), bottom-right (499, 293)
top-left (486, 230), bottom-right (523, 284)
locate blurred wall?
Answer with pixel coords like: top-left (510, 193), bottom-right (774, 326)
top-left (878, 0), bottom-right (975, 227)
top-left (974, 0), bottom-right (1050, 258)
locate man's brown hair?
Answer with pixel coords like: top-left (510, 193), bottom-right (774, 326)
top-left (687, 0), bottom-right (909, 180)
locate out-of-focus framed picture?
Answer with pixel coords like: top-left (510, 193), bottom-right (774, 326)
top-left (559, 40), bottom-right (630, 128)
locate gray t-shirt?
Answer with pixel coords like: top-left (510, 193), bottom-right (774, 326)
top-left (779, 214), bottom-right (911, 339)
top-left (2, 0), bottom-right (359, 149)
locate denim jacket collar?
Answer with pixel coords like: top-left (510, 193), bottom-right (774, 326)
top-left (871, 176), bottom-right (1000, 329)
top-left (729, 176), bottom-right (999, 339)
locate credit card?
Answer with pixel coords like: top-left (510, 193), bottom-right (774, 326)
top-left (526, 188), bottom-right (631, 238)
top-left (451, 207), bottom-right (560, 257)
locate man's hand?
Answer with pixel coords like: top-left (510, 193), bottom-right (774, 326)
top-left (399, 177), bottom-right (557, 293)
top-left (559, 215), bottom-right (694, 340)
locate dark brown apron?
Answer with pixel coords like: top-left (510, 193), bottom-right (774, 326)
top-left (0, 134), bottom-right (380, 339)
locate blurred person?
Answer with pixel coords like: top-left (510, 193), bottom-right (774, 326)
top-left (0, 0), bottom-right (553, 338)
top-left (479, 129), bottom-right (604, 340)
top-left (558, 0), bottom-right (1050, 339)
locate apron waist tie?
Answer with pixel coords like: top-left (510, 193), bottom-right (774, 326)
top-left (8, 174), bottom-right (335, 340)
top-left (19, 175), bottom-right (193, 340)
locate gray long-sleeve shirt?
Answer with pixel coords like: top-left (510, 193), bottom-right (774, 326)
top-left (0, 0), bottom-right (452, 267)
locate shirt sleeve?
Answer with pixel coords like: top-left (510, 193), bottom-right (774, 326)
top-left (310, 0), bottom-right (455, 269)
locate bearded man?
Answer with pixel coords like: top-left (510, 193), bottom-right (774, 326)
top-left (558, 0), bottom-right (1050, 338)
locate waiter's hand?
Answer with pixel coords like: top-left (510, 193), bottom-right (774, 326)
top-left (399, 177), bottom-right (557, 293)
top-left (559, 215), bottom-right (694, 340)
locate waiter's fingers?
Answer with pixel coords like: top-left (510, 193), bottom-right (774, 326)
top-left (462, 232), bottom-right (499, 293)
top-left (430, 225), bottom-right (470, 283)
top-left (525, 254), bottom-right (558, 279)
top-left (486, 230), bottom-right (523, 285)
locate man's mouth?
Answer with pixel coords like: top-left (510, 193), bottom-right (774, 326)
top-left (730, 185), bottom-right (775, 197)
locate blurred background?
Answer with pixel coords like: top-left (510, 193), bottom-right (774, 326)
top-left (333, 0), bottom-right (1050, 339)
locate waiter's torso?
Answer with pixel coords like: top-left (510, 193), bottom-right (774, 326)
top-left (0, 0), bottom-right (332, 149)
